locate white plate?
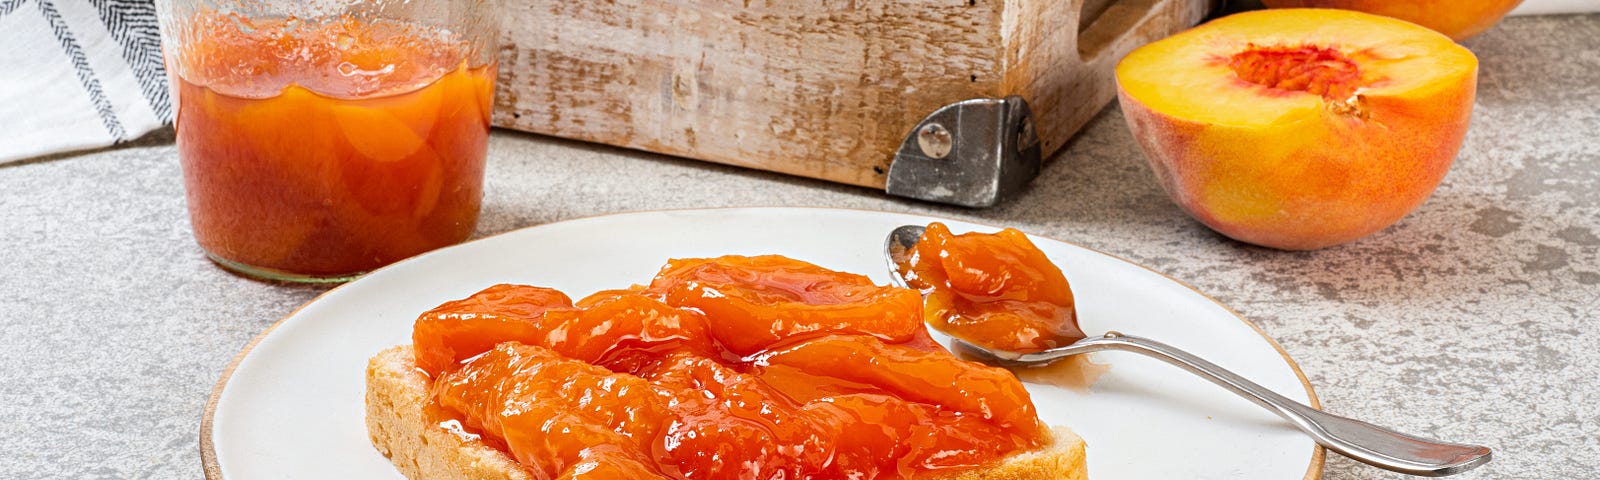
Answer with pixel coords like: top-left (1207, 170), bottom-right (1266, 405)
top-left (202, 207), bottom-right (1323, 480)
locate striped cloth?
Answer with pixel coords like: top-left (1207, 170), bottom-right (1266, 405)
top-left (0, 0), bottom-right (167, 164)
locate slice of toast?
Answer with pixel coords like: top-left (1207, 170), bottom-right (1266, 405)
top-left (367, 345), bottom-right (1087, 480)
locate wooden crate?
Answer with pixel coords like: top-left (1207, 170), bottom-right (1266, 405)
top-left (492, 0), bottom-right (1215, 193)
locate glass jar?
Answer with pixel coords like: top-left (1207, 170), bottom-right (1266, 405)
top-left (156, 0), bottom-right (499, 282)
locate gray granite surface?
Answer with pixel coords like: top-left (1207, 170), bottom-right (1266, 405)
top-left (2, 12), bottom-right (1597, 480)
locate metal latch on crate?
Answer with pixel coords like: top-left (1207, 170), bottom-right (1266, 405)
top-left (884, 95), bottom-right (1041, 208)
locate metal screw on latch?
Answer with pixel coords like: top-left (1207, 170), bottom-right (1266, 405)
top-left (1017, 116), bottom-right (1036, 151)
top-left (917, 123), bottom-right (953, 159)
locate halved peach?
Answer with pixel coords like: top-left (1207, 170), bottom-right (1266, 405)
top-left (1115, 9), bottom-right (1477, 250)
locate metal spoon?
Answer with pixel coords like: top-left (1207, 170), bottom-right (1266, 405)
top-left (884, 225), bottom-right (1492, 477)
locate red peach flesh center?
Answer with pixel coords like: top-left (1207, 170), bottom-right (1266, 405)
top-left (1227, 44), bottom-right (1362, 101)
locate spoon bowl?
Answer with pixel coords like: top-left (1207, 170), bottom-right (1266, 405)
top-left (882, 224), bottom-right (926, 289)
top-left (884, 224), bottom-right (1492, 477)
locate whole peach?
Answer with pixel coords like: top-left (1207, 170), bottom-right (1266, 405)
top-left (1263, 0), bottom-right (1525, 40)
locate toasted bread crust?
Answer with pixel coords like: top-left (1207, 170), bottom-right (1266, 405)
top-left (366, 346), bottom-right (532, 480)
top-left (367, 345), bottom-right (1086, 480)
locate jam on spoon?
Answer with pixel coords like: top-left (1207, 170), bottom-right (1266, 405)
top-left (889, 222), bottom-right (1107, 392)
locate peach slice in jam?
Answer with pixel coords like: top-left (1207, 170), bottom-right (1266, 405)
top-left (891, 222), bottom-right (1086, 353)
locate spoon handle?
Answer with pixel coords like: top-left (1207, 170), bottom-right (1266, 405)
top-left (1066, 332), bottom-right (1491, 477)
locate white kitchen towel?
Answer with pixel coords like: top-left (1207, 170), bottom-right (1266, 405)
top-left (0, 0), bottom-right (167, 164)
top-left (1513, 0), bottom-right (1600, 15)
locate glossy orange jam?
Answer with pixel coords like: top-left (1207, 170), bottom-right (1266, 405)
top-left (412, 255), bottom-right (1048, 479)
top-left (173, 13), bottom-right (493, 277)
top-left (891, 222), bottom-right (1086, 353)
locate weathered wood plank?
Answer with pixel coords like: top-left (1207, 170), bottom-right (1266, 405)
top-left (491, 0), bottom-right (1211, 191)
top-left (1003, 0), bottom-right (1216, 157)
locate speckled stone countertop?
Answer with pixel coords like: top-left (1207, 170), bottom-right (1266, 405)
top-left (2, 12), bottom-right (1596, 480)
